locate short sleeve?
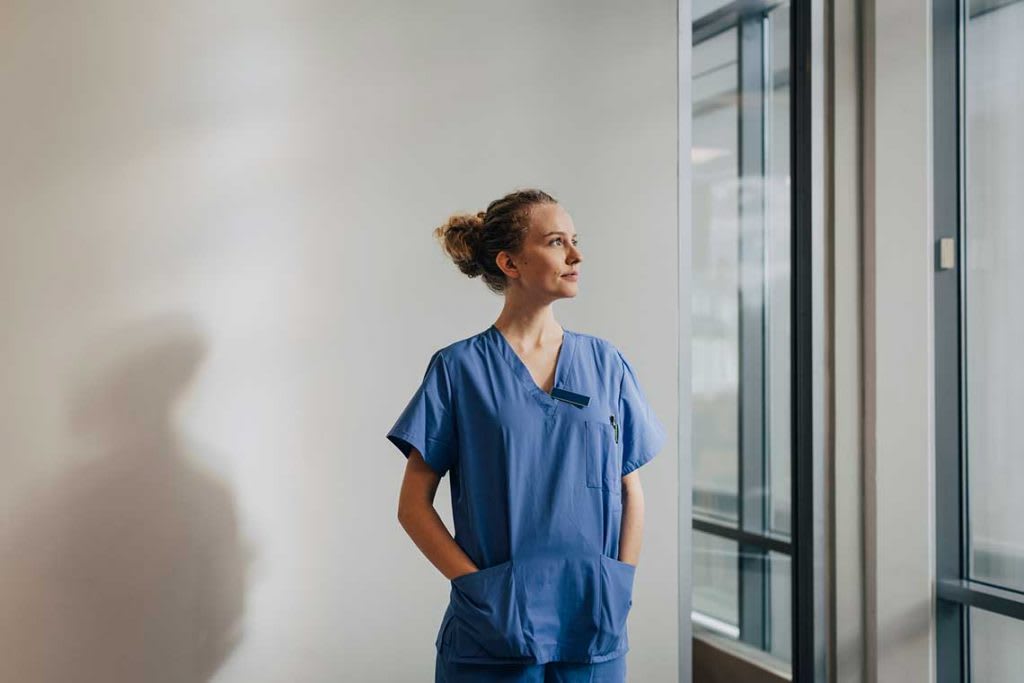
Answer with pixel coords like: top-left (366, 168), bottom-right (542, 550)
top-left (385, 349), bottom-right (458, 477)
top-left (617, 349), bottom-right (667, 476)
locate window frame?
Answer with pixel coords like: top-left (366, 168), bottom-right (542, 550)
top-left (933, 0), bottom-right (1024, 680)
top-left (690, 1), bottom-right (828, 679)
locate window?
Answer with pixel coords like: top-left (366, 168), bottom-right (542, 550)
top-left (691, 0), bottom-right (795, 671)
top-left (934, 0), bottom-right (1024, 680)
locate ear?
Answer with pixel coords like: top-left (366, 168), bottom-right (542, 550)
top-left (495, 251), bottom-right (520, 279)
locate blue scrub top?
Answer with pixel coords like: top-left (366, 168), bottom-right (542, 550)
top-left (386, 324), bottom-right (667, 665)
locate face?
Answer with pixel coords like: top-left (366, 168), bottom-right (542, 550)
top-left (497, 203), bottom-right (582, 300)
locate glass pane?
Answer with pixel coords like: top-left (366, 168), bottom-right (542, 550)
top-left (692, 28), bottom-right (741, 526)
top-left (693, 530), bottom-right (739, 630)
top-left (970, 608), bottom-right (1024, 682)
top-left (765, 1), bottom-right (792, 539)
top-left (691, 3), bottom-right (792, 671)
top-left (694, 0), bottom-right (735, 19)
top-left (964, 0), bottom-right (1024, 592)
top-left (767, 551), bottom-right (792, 662)
top-left (692, 529), bottom-right (792, 669)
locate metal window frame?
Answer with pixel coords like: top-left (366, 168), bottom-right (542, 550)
top-left (933, 0), bottom-right (968, 676)
top-left (933, 0), bottom-right (1024, 680)
top-left (679, 0), bottom-right (695, 679)
top-left (790, 0), bottom-right (828, 678)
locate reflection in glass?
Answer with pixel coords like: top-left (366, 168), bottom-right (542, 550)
top-left (691, 531), bottom-right (793, 664)
top-left (693, 531), bottom-right (739, 632)
top-left (765, 2), bottom-right (792, 539)
top-left (692, 28), bottom-right (741, 527)
top-left (971, 608), bottom-right (1024, 682)
top-left (767, 551), bottom-right (791, 661)
top-left (693, 0), bottom-right (736, 17)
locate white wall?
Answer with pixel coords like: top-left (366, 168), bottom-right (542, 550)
top-left (863, 0), bottom-right (936, 680)
top-left (831, 0), bottom-right (865, 680)
top-left (0, 1), bottom-right (679, 681)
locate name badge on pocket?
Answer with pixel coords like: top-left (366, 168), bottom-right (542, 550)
top-left (550, 387), bottom-right (590, 408)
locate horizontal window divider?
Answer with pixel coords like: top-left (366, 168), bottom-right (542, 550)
top-left (937, 578), bottom-right (1024, 621)
top-left (693, 518), bottom-right (793, 555)
top-left (693, 0), bottom-right (786, 44)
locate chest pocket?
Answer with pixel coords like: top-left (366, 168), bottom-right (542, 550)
top-left (585, 417), bottom-right (620, 491)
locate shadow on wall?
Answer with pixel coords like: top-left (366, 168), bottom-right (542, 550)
top-left (0, 314), bottom-right (252, 683)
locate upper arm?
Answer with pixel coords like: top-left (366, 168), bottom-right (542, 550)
top-left (386, 349), bottom-right (459, 478)
top-left (621, 468), bottom-right (643, 497)
top-left (616, 349), bottom-right (667, 476)
top-left (398, 446), bottom-right (443, 516)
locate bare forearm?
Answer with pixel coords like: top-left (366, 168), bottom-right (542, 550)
top-left (398, 501), bottom-right (478, 580)
top-left (618, 477), bottom-right (646, 565)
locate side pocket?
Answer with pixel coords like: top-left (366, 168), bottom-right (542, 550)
top-left (586, 419), bottom-right (618, 490)
top-left (598, 554), bottom-right (636, 647)
top-left (436, 607), bottom-right (455, 651)
top-left (448, 560), bottom-right (529, 662)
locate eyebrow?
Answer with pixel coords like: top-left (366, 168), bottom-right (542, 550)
top-left (542, 231), bottom-right (579, 238)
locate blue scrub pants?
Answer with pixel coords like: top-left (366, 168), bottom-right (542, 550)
top-left (435, 650), bottom-right (628, 682)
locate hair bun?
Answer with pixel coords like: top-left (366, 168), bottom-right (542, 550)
top-left (433, 212), bottom-right (485, 278)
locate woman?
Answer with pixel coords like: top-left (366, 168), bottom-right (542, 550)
top-left (386, 188), bottom-right (667, 682)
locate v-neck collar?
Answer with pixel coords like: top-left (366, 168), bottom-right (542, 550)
top-left (488, 323), bottom-right (576, 407)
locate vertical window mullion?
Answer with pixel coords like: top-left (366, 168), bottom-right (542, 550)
top-left (934, 0), bottom-right (968, 678)
top-left (789, 0), bottom-right (826, 678)
top-left (737, 10), bottom-right (769, 651)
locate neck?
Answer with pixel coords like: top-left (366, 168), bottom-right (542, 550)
top-left (493, 305), bottom-right (562, 347)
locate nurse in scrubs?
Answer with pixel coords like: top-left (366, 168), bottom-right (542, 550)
top-left (387, 188), bottom-right (667, 682)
